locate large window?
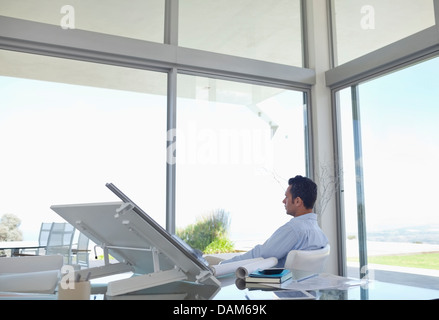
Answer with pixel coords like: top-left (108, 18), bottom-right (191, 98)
top-left (0, 50), bottom-right (167, 240)
top-left (176, 74), bottom-right (308, 249)
top-left (337, 57), bottom-right (439, 285)
top-left (0, 0), bottom-right (165, 42)
top-left (179, 0), bottom-right (304, 66)
top-left (331, 0), bottom-right (436, 65)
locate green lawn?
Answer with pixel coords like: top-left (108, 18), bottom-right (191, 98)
top-left (347, 253), bottom-right (439, 270)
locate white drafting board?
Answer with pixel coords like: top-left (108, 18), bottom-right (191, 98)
top-left (50, 183), bottom-right (213, 285)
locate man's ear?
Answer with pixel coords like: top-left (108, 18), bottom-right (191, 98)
top-left (294, 196), bottom-right (303, 207)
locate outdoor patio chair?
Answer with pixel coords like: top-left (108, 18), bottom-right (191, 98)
top-left (45, 222), bottom-right (75, 265)
top-left (71, 232), bottom-right (90, 269)
top-left (19, 222), bottom-right (53, 256)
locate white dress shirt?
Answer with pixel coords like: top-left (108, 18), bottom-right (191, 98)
top-left (222, 213), bottom-right (329, 268)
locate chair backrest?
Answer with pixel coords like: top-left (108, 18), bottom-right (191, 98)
top-left (37, 222), bottom-right (53, 255)
top-left (45, 222), bottom-right (75, 264)
top-left (284, 244), bottom-right (330, 273)
top-left (17, 222), bottom-right (53, 256)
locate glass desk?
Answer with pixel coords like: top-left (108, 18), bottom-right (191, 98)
top-left (0, 241), bottom-right (44, 257)
top-left (313, 281), bottom-right (439, 300)
top-left (214, 274), bottom-right (439, 300)
top-left (91, 272), bottom-right (439, 301)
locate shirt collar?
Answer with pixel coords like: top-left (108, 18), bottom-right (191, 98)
top-left (293, 213), bottom-right (317, 220)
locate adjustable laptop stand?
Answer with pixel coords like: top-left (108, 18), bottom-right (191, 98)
top-left (51, 183), bottom-right (221, 297)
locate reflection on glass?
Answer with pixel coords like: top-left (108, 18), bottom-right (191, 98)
top-left (176, 74), bottom-right (307, 249)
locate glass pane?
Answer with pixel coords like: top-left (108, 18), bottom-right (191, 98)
top-left (179, 0), bottom-right (303, 66)
top-left (176, 74), bottom-right (308, 252)
top-left (332, 0), bottom-right (436, 65)
top-left (0, 50), bottom-right (167, 241)
top-left (336, 87), bottom-right (361, 276)
top-left (338, 57), bottom-right (439, 285)
top-left (0, 0), bottom-right (165, 42)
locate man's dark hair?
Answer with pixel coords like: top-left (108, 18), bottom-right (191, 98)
top-left (288, 175), bottom-right (317, 209)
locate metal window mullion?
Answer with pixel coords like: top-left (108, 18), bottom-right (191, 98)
top-left (300, 0), bottom-right (309, 68)
top-left (164, 0), bottom-right (178, 45)
top-left (351, 85), bottom-right (368, 280)
top-left (164, 0), bottom-right (178, 235)
top-left (326, 0), bottom-right (337, 69)
top-left (166, 68), bottom-right (177, 234)
top-left (434, 0), bottom-right (439, 26)
top-left (302, 90), bottom-right (313, 178)
top-left (331, 89), bottom-right (347, 277)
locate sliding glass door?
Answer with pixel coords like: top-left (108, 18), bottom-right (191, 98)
top-left (336, 56), bottom-right (439, 285)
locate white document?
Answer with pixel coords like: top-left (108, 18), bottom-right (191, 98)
top-left (235, 257), bottom-right (278, 279)
top-left (210, 257), bottom-right (278, 278)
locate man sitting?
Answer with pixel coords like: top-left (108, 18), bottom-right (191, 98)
top-left (221, 175), bottom-right (328, 268)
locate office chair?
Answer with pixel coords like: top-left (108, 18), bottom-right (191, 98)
top-left (284, 244), bottom-right (330, 273)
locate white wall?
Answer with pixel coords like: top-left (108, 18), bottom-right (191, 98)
top-left (306, 0), bottom-right (340, 275)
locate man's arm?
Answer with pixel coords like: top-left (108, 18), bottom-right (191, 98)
top-left (221, 223), bottom-right (297, 265)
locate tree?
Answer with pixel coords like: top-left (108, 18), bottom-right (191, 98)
top-left (0, 213), bottom-right (23, 241)
top-left (176, 209), bottom-right (234, 254)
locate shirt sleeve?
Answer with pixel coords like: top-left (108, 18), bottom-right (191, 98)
top-left (222, 222), bottom-right (298, 264)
